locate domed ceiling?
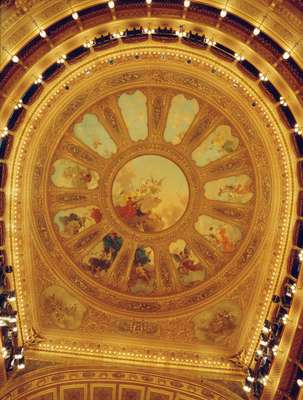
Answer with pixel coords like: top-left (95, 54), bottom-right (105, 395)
top-left (1, 0), bottom-right (302, 397)
top-left (9, 48), bottom-right (294, 368)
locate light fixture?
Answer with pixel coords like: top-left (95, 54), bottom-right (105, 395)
top-left (84, 39), bottom-right (95, 48)
top-left (14, 100), bottom-right (23, 110)
top-left (260, 339), bottom-right (268, 346)
top-left (294, 124), bottom-right (302, 136)
top-left (56, 55), bottom-right (66, 64)
top-left (220, 9), bottom-right (227, 18)
top-left (17, 357), bottom-right (25, 369)
top-left (282, 314), bottom-right (289, 325)
top-left (39, 30), bottom-right (47, 38)
top-left (259, 72), bottom-right (268, 81)
top-left (234, 52), bottom-right (244, 61)
top-left (184, 0), bottom-right (190, 8)
top-left (297, 379), bottom-right (303, 387)
top-left (72, 12), bottom-right (79, 20)
top-left (243, 384), bottom-right (251, 393)
top-left (282, 51), bottom-right (290, 60)
top-left (0, 127), bottom-right (9, 138)
top-left (12, 55), bottom-right (19, 63)
top-left (34, 74), bottom-right (43, 85)
top-left (205, 37), bottom-right (216, 46)
top-left (146, 0), bottom-right (152, 4)
top-left (253, 27), bottom-right (260, 36)
top-left (279, 96), bottom-right (287, 106)
top-left (108, 1), bottom-right (115, 9)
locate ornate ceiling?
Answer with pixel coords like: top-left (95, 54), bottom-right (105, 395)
top-left (0, 1), bottom-right (302, 399)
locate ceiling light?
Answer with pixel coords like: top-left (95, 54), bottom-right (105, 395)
top-left (282, 51), bottom-right (290, 60)
top-left (0, 127), bottom-right (9, 138)
top-left (253, 27), bottom-right (260, 36)
top-left (279, 96), bottom-right (287, 106)
top-left (14, 99), bottom-right (23, 110)
top-left (184, 0), bottom-right (190, 8)
top-left (220, 9), bottom-right (227, 17)
top-left (146, 0), bottom-right (152, 4)
top-left (84, 39), bottom-right (95, 48)
top-left (294, 124), bottom-right (302, 136)
top-left (234, 53), bottom-right (244, 61)
top-left (259, 72), bottom-right (268, 81)
top-left (72, 12), bottom-right (79, 20)
top-left (108, 1), bottom-right (115, 9)
top-left (34, 74), bottom-right (43, 85)
top-left (12, 55), bottom-right (19, 63)
top-left (243, 384), bottom-right (251, 393)
top-left (39, 30), bottom-right (47, 38)
top-left (56, 55), bottom-right (66, 64)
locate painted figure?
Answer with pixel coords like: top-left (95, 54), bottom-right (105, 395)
top-left (164, 94), bottom-right (199, 144)
top-left (82, 232), bottom-right (123, 276)
top-left (54, 206), bottom-right (102, 238)
top-left (195, 215), bottom-right (242, 253)
top-left (129, 246), bottom-right (156, 295)
top-left (192, 125), bottom-right (239, 167)
top-left (204, 175), bottom-right (253, 204)
top-left (51, 159), bottom-right (99, 189)
top-left (73, 113), bottom-right (117, 158)
top-left (112, 155), bottom-right (189, 232)
top-left (169, 239), bottom-right (206, 287)
top-left (118, 90), bottom-right (148, 141)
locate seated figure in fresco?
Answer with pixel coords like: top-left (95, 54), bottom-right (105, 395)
top-left (83, 232), bottom-right (123, 276)
top-left (129, 246), bottom-right (156, 295)
top-left (169, 240), bottom-right (205, 287)
top-left (195, 215), bottom-right (242, 253)
top-left (115, 178), bottom-right (165, 232)
top-left (51, 159), bottom-right (99, 190)
top-left (199, 310), bottom-right (237, 336)
top-left (56, 207), bottom-right (102, 237)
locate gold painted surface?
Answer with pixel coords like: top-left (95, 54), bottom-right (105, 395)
top-left (0, 365), bottom-right (245, 400)
top-left (4, 45), bottom-right (297, 391)
top-left (0, 0), bottom-right (301, 394)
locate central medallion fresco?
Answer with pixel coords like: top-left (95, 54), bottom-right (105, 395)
top-left (112, 155), bottom-right (189, 232)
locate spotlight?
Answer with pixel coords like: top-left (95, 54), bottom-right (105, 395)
top-left (297, 379), bottom-right (303, 387)
top-left (72, 12), bottom-right (79, 20)
top-left (282, 51), bottom-right (290, 60)
top-left (253, 27), bottom-right (260, 36)
top-left (108, 1), bottom-right (115, 9)
top-left (12, 55), bottom-right (19, 63)
top-left (39, 30), bottom-right (47, 38)
top-left (184, 0), bottom-right (190, 8)
top-left (146, 0), bottom-right (152, 4)
top-left (220, 9), bottom-right (227, 18)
